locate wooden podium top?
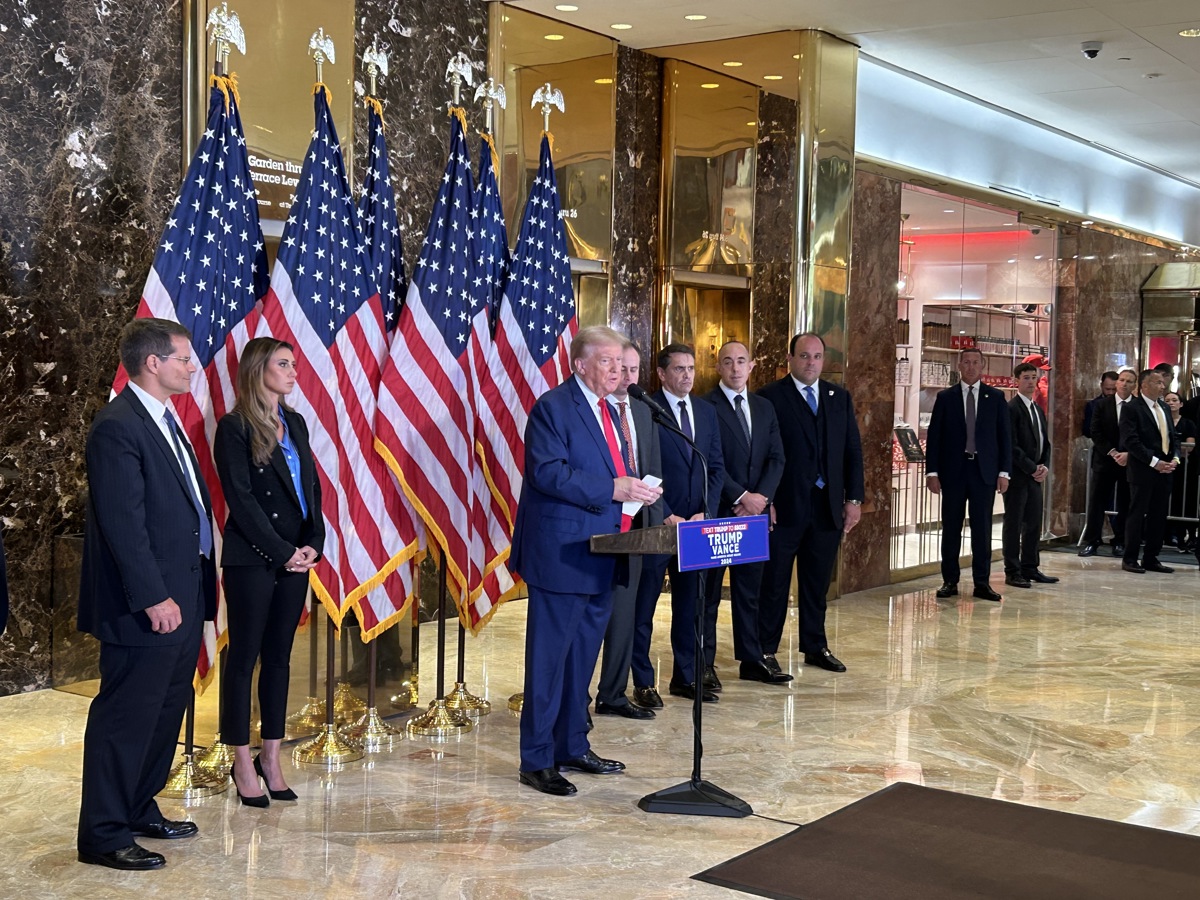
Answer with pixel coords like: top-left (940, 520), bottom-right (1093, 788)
top-left (590, 523), bottom-right (676, 556)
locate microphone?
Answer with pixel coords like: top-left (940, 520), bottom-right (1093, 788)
top-left (627, 384), bottom-right (672, 421)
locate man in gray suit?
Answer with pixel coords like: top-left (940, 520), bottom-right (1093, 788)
top-left (595, 342), bottom-right (665, 719)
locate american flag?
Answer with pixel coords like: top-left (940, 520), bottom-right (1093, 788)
top-left (375, 109), bottom-right (480, 613)
top-left (259, 86), bottom-right (419, 627)
top-left (358, 100), bottom-right (406, 333)
top-left (114, 76), bottom-right (267, 688)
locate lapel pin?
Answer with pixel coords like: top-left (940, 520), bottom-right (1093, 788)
top-left (828, 390), bottom-right (834, 396)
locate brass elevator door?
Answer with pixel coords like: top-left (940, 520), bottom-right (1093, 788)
top-left (662, 284), bottom-right (751, 396)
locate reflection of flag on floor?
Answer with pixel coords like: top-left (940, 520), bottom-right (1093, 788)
top-left (259, 86), bottom-right (419, 627)
top-left (114, 76), bottom-right (267, 688)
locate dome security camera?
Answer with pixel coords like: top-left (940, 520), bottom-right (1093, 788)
top-left (1081, 41), bottom-right (1102, 59)
top-left (1031, 227), bottom-right (1041, 235)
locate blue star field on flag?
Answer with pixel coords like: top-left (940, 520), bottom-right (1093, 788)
top-left (359, 101), bottom-right (407, 333)
top-left (411, 111), bottom-right (477, 355)
top-left (151, 84), bottom-right (268, 366)
top-left (506, 135), bottom-right (575, 367)
top-left (276, 88), bottom-right (374, 348)
top-left (472, 137), bottom-right (510, 328)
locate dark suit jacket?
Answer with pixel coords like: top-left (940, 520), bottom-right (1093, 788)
top-left (758, 376), bottom-right (864, 531)
top-left (214, 408), bottom-right (325, 568)
top-left (1090, 394), bottom-right (1127, 464)
top-left (77, 387), bottom-right (217, 646)
top-left (926, 381), bottom-right (1012, 486)
top-left (702, 386), bottom-right (785, 516)
top-left (614, 395), bottom-right (665, 528)
top-left (1120, 396), bottom-right (1179, 486)
top-left (510, 377), bottom-right (627, 595)
top-left (652, 390), bottom-right (724, 520)
top-left (1009, 395), bottom-right (1051, 480)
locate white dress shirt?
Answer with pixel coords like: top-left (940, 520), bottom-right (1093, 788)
top-left (719, 382), bottom-right (754, 439)
top-left (127, 381), bottom-right (206, 507)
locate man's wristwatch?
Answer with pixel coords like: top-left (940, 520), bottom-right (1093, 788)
top-left (847, 499), bottom-right (862, 506)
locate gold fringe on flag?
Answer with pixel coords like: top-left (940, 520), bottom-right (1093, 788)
top-left (479, 131), bottom-right (500, 182)
top-left (313, 81), bottom-right (333, 104)
top-left (447, 105), bottom-right (469, 136)
top-left (364, 95), bottom-right (384, 122)
top-left (542, 130), bottom-right (555, 155)
top-left (210, 72), bottom-right (241, 112)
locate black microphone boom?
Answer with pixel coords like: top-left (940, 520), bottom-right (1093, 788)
top-left (627, 383), bottom-right (672, 421)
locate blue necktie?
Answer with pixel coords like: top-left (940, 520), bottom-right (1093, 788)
top-left (163, 412), bottom-right (214, 557)
top-left (678, 400), bottom-right (693, 461)
top-left (804, 386), bottom-right (825, 488)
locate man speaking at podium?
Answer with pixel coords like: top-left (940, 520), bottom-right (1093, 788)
top-left (511, 326), bottom-right (663, 797)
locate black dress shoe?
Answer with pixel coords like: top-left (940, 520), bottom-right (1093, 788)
top-left (255, 756), bottom-right (298, 801)
top-left (557, 749), bottom-right (626, 775)
top-left (78, 843), bottom-right (165, 870)
top-left (935, 582), bottom-right (959, 598)
top-left (1143, 560), bottom-right (1174, 574)
top-left (973, 584), bottom-right (1003, 601)
top-left (1077, 544), bottom-right (1099, 557)
top-left (669, 681), bottom-right (719, 702)
top-left (1026, 570), bottom-right (1059, 584)
top-left (762, 654), bottom-right (784, 676)
top-left (1004, 574), bottom-right (1031, 588)
top-left (519, 768), bottom-right (577, 795)
top-left (1112, 543), bottom-right (1124, 557)
top-left (739, 659), bottom-right (793, 683)
top-left (702, 666), bottom-right (723, 693)
top-left (131, 819), bottom-right (198, 840)
top-left (596, 700), bottom-right (655, 719)
top-left (1122, 561), bottom-right (1145, 574)
top-left (804, 649), bottom-right (847, 672)
top-left (632, 686), bottom-right (663, 709)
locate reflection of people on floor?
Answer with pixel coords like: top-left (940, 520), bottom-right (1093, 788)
top-left (345, 624), bottom-right (407, 686)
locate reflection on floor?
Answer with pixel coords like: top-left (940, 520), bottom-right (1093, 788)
top-left (6, 553), bottom-right (1200, 897)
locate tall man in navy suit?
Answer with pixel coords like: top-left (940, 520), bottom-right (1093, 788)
top-left (701, 341), bottom-right (790, 685)
top-left (629, 343), bottom-right (724, 705)
top-left (759, 333), bottom-right (864, 674)
top-left (926, 347), bottom-right (1012, 602)
top-left (1002, 362), bottom-right (1058, 589)
top-left (1079, 367), bottom-right (1137, 557)
top-left (510, 326), bottom-right (663, 796)
top-left (1120, 368), bottom-right (1179, 574)
top-left (77, 318), bottom-right (217, 870)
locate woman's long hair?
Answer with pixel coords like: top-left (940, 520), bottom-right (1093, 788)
top-left (233, 337), bottom-right (295, 467)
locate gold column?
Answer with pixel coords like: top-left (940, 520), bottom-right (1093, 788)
top-left (791, 30), bottom-right (858, 371)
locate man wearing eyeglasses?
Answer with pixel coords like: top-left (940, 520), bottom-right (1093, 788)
top-left (76, 317), bottom-right (216, 871)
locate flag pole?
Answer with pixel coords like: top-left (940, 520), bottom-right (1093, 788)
top-left (407, 555), bottom-right (473, 737)
top-left (159, 693), bottom-right (227, 799)
top-left (286, 591), bottom-right (326, 735)
top-left (390, 574), bottom-right (420, 712)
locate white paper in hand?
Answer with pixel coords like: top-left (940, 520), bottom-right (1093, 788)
top-left (622, 474), bottom-right (662, 517)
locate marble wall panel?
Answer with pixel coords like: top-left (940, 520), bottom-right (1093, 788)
top-left (610, 45), bottom-right (661, 365)
top-left (842, 170), bottom-right (902, 594)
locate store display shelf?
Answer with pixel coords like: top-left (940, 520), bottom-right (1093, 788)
top-left (922, 346), bottom-right (1024, 359)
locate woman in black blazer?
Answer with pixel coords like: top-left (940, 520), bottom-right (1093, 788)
top-left (215, 337), bottom-right (323, 806)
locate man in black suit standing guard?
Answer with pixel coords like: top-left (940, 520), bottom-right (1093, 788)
top-left (1079, 367), bottom-right (1137, 557)
top-left (77, 318), bottom-right (216, 870)
top-left (926, 347), bottom-right (1012, 602)
top-left (758, 333), bottom-right (864, 674)
top-left (1120, 368), bottom-right (1179, 574)
top-left (701, 341), bottom-right (790, 684)
top-left (1002, 362), bottom-right (1058, 589)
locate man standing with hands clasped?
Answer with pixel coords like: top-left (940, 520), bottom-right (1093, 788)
top-left (1120, 368), bottom-right (1179, 574)
top-left (1002, 362), bottom-right (1058, 589)
top-left (926, 347), bottom-right (1012, 602)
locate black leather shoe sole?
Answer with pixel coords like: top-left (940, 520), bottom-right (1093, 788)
top-left (519, 769), bottom-right (577, 795)
top-left (596, 701), bottom-right (655, 719)
top-left (78, 845), bottom-right (165, 870)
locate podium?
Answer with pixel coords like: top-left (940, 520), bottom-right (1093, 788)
top-left (590, 521), bottom-right (752, 818)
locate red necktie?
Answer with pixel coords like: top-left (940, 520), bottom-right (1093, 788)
top-left (599, 399), bottom-right (632, 533)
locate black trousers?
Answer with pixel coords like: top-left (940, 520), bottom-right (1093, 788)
top-left (77, 595), bottom-right (203, 854)
top-left (759, 492), bottom-right (841, 655)
top-left (596, 553), bottom-right (644, 707)
top-left (1082, 459), bottom-right (1129, 545)
top-left (1124, 473), bottom-right (1172, 565)
top-left (1002, 474), bottom-right (1043, 576)
top-left (703, 559), bottom-right (767, 665)
top-left (940, 460), bottom-right (996, 585)
top-left (221, 565), bottom-right (309, 745)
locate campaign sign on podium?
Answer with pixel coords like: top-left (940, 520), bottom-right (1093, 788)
top-left (676, 515), bottom-right (770, 572)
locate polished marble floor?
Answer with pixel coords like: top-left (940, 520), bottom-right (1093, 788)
top-left (6, 551), bottom-right (1200, 898)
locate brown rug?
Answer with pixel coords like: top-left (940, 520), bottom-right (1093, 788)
top-left (694, 782), bottom-right (1200, 899)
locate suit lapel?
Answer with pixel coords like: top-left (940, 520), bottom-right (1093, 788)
top-left (631, 399), bottom-right (654, 474)
top-left (570, 379), bottom-right (617, 476)
top-left (779, 379), bottom-right (818, 454)
top-left (123, 389), bottom-right (198, 504)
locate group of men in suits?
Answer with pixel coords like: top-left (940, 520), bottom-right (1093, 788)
top-left (511, 326), bottom-right (866, 796)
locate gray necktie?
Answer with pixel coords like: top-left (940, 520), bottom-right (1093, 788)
top-left (163, 412), bottom-right (213, 557)
top-left (965, 386), bottom-right (977, 454)
top-left (734, 394), bottom-right (751, 449)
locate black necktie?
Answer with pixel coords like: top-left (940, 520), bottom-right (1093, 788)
top-left (734, 394), bottom-right (751, 449)
top-left (678, 400), bottom-right (693, 460)
top-left (965, 386), bottom-right (977, 454)
top-left (1030, 402), bottom-right (1041, 456)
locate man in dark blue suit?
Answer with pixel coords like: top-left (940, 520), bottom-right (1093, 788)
top-left (758, 333), bottom-right (864, 675)
top-left (926, 347), bottom-right (1012, 601)
top-left (1120, 368), bottom-right (1179, 574)
top-left (511, 326), bottom-right (663, 796)
top-left (701, 340), bottom-right (789, 685)
top-left (630, 343), bottom-right (724, 705)
top-left (77, 318), bottom-right (216, 870)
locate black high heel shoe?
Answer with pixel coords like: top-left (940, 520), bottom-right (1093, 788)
top-left (254, 756), bottom-right (298, 802)
top-left (230, 764), bottom-right (269, 808)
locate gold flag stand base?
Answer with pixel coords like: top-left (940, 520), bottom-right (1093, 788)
top-left (292, 723), bottom-right (364, 768)
top-left (406, 698), bottom-right (473, 739)
top-left (158, 754), bottom-right (229, 800)
top-left (340, 707), bottom-right (403, 752)
top-left (193, 734), bottom-right (235, 776)
top-left (445, 682), bottom-right (491, 717)
top-left (332, 681), bottom-right (367, 725)
top-left (507, 691), bottom-right (524, 715)
top-left (389, 675), bottom-right (418, 712)
top-left (286, 697), bottom-right (327, 736)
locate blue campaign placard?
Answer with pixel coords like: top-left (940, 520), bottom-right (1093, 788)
top-left (676, 516), bottom-right (771, 572)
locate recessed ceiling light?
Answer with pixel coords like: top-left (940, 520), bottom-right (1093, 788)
top-left (685, 14), bottom-right (707, 21)
top-left (594, 78), bottom-right (614, 85)
top-left (555, 4), bottom-right (579, 10)
top-left (943, 209), bottom-right (955, 213)
top-left (544, 34), bottom-right (565, 41)
top-left (611, 23), bottom-right (632, 30)
top-left (700, 82), bottom-right (719, 89)
top-left (763, 74), bottom-right (783, 80)
top-left (1180, 28), bottom-right (1200, 37)
top-left (1007, 258), bottom-right (1017, 264)
top-left (1081, 219), bottom-right (1094, 225)
top-left (723, 61), bottom-right (743, 67)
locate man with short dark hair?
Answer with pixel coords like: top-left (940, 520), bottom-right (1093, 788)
top-left (1080, 367), bottom-right (1137, 557)
top-left (1120, 368), bottom-right (1179, 574)
top-left (77, 317), bottom-right (216, 870)
top-left (1003, 362), bottom-right (1057, 588)
top-left (1081, 371), bottom-right (1118, 439)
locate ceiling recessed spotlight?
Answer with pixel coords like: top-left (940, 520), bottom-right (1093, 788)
top-left (685, 14), bottom-right (707, 21)
top-left (943, 209), bottom-right (955, 213)
top-left (594, 78), bottom-right (614, 85)
top-left (1007, 258), bottom-right (1017, 264)
top-left (611, 23), bottom-right (632, 30)
top-left (700, 82), bottom-right (719, 89)
top-left (1179, 28), bottom-right (1200, 37)
top-left (1034, 255), bottom-right (1043, 260)
top-left (1081, 219), bottom-right (1094, 225)
top-left (763, 74), bottom-right (783, 80)
top-left (555, 3), bottom-right (579, 10)
top-left (544, 34), bottom-right (565, 41)
top-left (723, 61), bottom-right (743, 67)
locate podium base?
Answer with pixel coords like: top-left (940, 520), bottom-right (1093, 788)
top-left (638, 779), bottom-right (752, 818)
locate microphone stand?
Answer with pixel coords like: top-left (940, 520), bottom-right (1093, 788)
top-left (629, 390), bottom-right (751, 818)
